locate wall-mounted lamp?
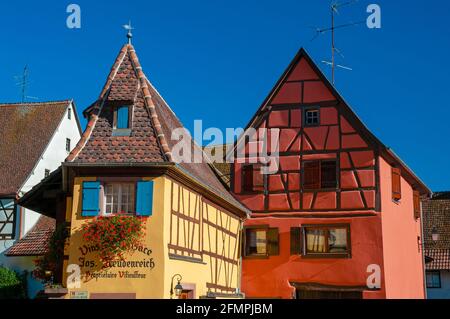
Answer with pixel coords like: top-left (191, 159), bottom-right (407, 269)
top-left (432, 227), bottom-right (440, 242)
top-left (170, 274), bottom-right (183, 299)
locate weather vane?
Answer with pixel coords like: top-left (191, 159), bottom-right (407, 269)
top-left (311, 0), bottom-right (365, 85)
top-left (123, 20), bottom-right (134, 45)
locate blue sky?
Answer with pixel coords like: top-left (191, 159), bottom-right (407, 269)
top-left (0, 0), bottom-right (449, 191)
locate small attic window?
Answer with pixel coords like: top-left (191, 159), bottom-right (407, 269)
top-left (304, 108), bottom-right (320, 126)
top-left (114, 105), bottom-right (131, 130)
top-left (68, 108), bottom-right (72, 120)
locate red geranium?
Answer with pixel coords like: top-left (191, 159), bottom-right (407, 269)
top-left (81, 215), bottom-right (146, 267)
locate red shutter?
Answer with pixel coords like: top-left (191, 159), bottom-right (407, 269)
top-left (243, 166), bottom-right (254, 192)
top-left (413, 191), bottom-right (421, 219)
top-left (304, 161), bottom-right (320, 190)
top-left (253, 165), bottom-right (264, 191)
top-left (321, 161), bottom-right (337, 189)
top-left (392, 167), bottom-right (402, 201)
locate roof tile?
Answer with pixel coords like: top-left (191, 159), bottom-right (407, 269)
top-left (0, 101), bottom-right (70, 196)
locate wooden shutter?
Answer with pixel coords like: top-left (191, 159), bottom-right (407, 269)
top-left (136, 181), bottom-right (154, 217)
top-left (413, 191), bottom-right (421, 219)
top-left (242, 166), bottom-right (254, 192)
top-left (321, 161), bottom-right (337, 189)
top-left (392, 167), bottom-right (402, 201)
top-left (253, 165), bottom-right (265, 191)
top-left (81, 182), bottom-right (101, 217)
top-left (304, 161), bottom-right (320, 190)
top-left (267, 228), bottom-right (280, 256)
top-left (290, 227), bottom-right (302, 255)
top-left (117, 106), bottom-right (129, 129)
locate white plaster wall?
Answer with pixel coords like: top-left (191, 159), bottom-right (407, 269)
top-left (0, 101), bottom-right (81, 298)
top-left (18, 101), bottom-right (81, 235)
top-left (427, 271), bottom-right (450, 299)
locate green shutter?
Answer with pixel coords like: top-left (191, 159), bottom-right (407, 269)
top-left (81, 182), bottom-right (101, 217)
top-left (136, 181), bottom-right (154, 217)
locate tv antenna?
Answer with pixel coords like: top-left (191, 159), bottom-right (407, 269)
top-left (123, 21), bottom-right (134, 45)
top-left (310, 0), bottom-right (365, 85)
top-left (14, 65), bottom-right (38, 103)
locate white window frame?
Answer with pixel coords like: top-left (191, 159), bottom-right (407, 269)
top-left (102, 182), bottom-right (136, 216)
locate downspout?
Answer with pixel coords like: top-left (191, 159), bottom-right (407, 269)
top-left (420, 201), bottom-right (428, 299)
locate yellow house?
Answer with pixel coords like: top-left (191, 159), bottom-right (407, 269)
top-left (21, 40), bottom-right (249, 299)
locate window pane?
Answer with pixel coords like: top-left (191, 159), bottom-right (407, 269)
top-left (246, 229), bottom-right (267, 256)
top-left (328, 228), bottom-right (348, 253)
top-left (306, 229), bottom-right (326, 253)
top-left (305, 109), bottom-right (320, 126)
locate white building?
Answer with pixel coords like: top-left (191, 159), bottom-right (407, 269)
top-left (0, 100), bottom-right (81, 298)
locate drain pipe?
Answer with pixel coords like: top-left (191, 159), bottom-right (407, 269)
top-left (420, 200), bottom-right (428, 300)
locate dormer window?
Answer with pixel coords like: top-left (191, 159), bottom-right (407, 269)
top-left (114, 105), bottom-right (130, 129)
top-left (304, 108), bottom-right (320, 126)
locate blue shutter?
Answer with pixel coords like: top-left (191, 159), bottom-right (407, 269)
top-left (117, 106), bottom-right (129, 129)
top-left (82, 182), bottom-right (101, 217)
top-left (136, 181), bottom-right (154, 217)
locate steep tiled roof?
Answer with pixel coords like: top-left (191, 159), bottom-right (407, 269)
top-left (0, 101), bottom-right (71, 196)
top-left (203, 144), bottom-right (232, 187)
top-left (6, 215), bottom-right (55, 256)
top-left (423, 193), bottom-right (450, 270)
top-left (423, 193), bottom-right (450, 249)
top-left (67, 44), bottom-right (248, 214)
top-left (425, 249), bottom-right (450, 271)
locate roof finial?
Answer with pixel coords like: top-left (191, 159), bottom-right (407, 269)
top-left (123, 20), bottom-right (134, 45)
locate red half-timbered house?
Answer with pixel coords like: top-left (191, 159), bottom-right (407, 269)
top-left (231, 48), bottom-right (431, 299)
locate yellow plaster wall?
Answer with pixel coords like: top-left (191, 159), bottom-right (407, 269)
top-left (65, 176), bottom-right (166, 299)
top-left (64, 175), bottom-right (243, 299)
top-left (162, 177), bottom-right (243, 299)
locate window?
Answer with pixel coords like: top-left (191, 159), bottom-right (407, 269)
top-left (66, 138), bottom-right (71, 152)
top-left (244, 227), bottom-right (279, 258)
top-left (392, 167), bottom-right (401, 201)
top-left (303, 225), bottom-right (351, 258)
top-left (426, 271), bottom-right (441, 288)
top-left (104, 183), bottom-right (136, 215)
top-left (0, 199), bottom-right (16, 240)
top-left (44, 169), bottom-right (50, 178)
top-left (242, 164), bottom-right (265, 193)
top-left (303, 160), bottom-right (337, 190)
top-left (304, 108), bottom-right (320, 126)
top-left (114, 105), bottom-right (130, 129)
top-left (68, 108), bottom-right (72, 120)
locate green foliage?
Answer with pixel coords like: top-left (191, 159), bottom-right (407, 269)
top-left (0, 266), bottom-right (27, 299)
top-left (33, 222), bottom-right (69, 283)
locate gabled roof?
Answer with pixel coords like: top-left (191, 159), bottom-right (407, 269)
top-left (6, 215), bottom-right (55, 257)
top-left (0, 100), bottom-right (73, 197)
top-left (67, 44), bottom-right (248, 215)
top-left (230, 48), bottom-right (430, 196)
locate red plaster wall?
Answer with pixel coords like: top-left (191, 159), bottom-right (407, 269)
top-left (242, 217), bottom-right (386, 299)
top-left (378, 158), bottom-right (426, 299)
